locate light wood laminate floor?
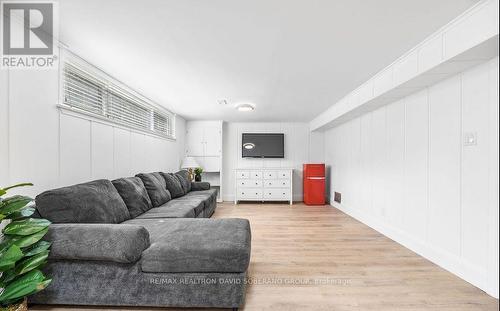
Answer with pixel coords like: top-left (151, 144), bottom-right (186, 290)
top-left (32, 203), bottom-right (498, 311)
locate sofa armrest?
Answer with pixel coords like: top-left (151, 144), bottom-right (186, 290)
top-left (191, 181), bottom-right (211, 191)
top-left (46, 223), bottom-right (150, 263)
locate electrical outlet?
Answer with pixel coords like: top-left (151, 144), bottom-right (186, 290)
top-left (334, 192), bottom-right (341, 204)
top-left (463, 132), bottom-right (477, 146)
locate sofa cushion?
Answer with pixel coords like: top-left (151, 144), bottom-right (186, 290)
top-left (175, 170), bottom-right (191, 194)
top-left (112, 177), bottom-right (152, 218)
top-left (36, 179), bottom-right (130, 224)
top-left (160, 172), bottom-right (185, 199)
top-left (136, 172), bottom-right (171, 207)
top-left (124, 218), bottom-right (251, 273)
top-left (46, 223), bottom-right (150, 263)
top-left (183, 189), bottom-right (218, 202)
top-left (129, 199), bottom-right (198, 219)
top-left (169, 195), bottom-right (206, 216)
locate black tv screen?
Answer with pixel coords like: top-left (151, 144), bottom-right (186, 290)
top-left (242, 133), bottom-right (284, 158)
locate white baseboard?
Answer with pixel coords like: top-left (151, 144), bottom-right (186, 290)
top-left (330, 198), bottom-right (497, 298)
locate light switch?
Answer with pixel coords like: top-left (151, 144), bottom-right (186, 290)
top-left (463, 132), bottom-right (477, 146)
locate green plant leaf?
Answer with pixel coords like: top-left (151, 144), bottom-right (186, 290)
top-left (0, 245), bottom-right (23, 272)
top-left (0, 271), bottom-right (45, 302)
top-left (0, 269), bottom-right (16, 284)
top-left (10, 269), bottom-right (45, 286)
top-left (14, 251), bottom-right (49, 275)
top-left (0, 196), bottom-right (33, 216)
top-left (22, 241), bottom-right (51, 257)
top-left (0, 183), bottom-right (34, 200)
top-left (2, 218), bottom-right (51, 236)
top-left (0, 183), bottom-right (51, 305)
top-left (4, 207), bottom-right (35, 221)
top-left (4, 227), bottom-right (49, 249)
top-left (36, 278), bottom-right (51, 291)
top-left (1, 183), bottom-right (33, 192)
top-left (0, 237), bottom-right (14, 255)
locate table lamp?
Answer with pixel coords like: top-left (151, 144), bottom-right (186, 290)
top-left (181, 156), bottom-right (200, 181)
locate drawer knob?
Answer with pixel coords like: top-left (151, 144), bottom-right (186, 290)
top-left (255, 183), bottom-right (258, 185)
top-left (283, 192), bottom-right (285, 195)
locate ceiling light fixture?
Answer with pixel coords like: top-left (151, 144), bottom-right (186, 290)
top-left (236, 103), bottom-right (255, 112)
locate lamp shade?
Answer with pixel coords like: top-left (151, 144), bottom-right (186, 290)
top-left (181, 156), bottom-right (200, 169)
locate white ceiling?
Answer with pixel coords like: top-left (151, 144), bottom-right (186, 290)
top-left (59, 0), bottom-right (478, 122)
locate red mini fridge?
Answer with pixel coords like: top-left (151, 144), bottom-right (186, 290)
top-left (303, 164), bottom-right (325, 205)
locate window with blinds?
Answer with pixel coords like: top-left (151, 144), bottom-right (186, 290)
top-left (62, 62), bottom-right (175, 139)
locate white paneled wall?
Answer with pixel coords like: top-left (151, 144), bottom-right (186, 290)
top-left (58, 111), bottom-right (186, 187)
top-left (222, 122), bottom-right (324, 202)
top-left (0, 69), bottom-right (8, 187)
top-left (324, 57), bottom-right (499, 297)
top-left (0, 65), bottom-right (186, 198)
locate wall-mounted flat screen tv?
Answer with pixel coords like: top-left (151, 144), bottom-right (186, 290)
top-left (242, 133), bottom-right (284, 158)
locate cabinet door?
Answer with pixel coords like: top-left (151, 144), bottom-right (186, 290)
top-left (203, 126), bottom-right (221, 156)
top-left (186, 127), bottom-right (204, 156)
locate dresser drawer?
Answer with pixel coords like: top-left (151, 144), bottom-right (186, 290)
top-left (236, 171), bottom-right (250, 179)
top-left (263, 188), bottom-right (290, 199)
top-left (238, 188), bottom-right (262, 199)
top-left (263, 171), bottom-right (278, 179)
top-left (249, 171), bottom-right (263, 179)
top-left (263, 179), bottom-right (290, 188)
top-left (238, 179), bottom-right (263, 188)
top-left (278, 170), bottom-right (291, 179)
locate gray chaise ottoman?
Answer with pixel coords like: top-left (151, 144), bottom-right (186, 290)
top-left (31, 218), bottom-right (251, 309)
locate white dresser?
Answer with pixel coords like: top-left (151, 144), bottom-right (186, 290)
top-left (235, 168), bottom-right (293, 205)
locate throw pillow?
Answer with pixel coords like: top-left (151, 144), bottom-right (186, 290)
top-left (112, 177), bottom-right (153, 218)
top-left (175, 170), bottom-right (192, 194)
top-left (136, 172), bottom-right (171, 207)
top-left (35, 179), bottom-right (130, 223)
top-left (160, 172), bottom-right (185, 198)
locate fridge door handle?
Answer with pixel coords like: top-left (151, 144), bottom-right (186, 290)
top-left (307, 177), bottom-right (325, 180)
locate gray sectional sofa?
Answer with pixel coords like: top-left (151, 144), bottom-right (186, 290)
top-left (29, 171), bottom-right (251, 310)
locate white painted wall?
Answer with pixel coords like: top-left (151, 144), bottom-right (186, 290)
top-left (0, 62), bottom-right (186, 198)
top-left (222, 122), bottom-right (324, 202)
top-left (324, 57), bottom-right (499, 298)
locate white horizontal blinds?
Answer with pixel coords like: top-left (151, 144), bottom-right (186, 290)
top-left (63, 63), bottom-right (105, 115)
top-left (153, 111), bottom-right (170, 137)
top-left (61, 61), bottom-right (175, 139)
top-left (107, 86), bottom-right (151, 132)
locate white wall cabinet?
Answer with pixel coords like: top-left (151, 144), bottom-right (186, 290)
top-left (186, 121), bottom-right (223, 202)
top-left (186, 126), bottom-right (221, 157)
top-left (186, 127), bottom-right (205, 156)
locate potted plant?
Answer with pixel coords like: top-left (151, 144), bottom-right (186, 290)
top-left (0, 183), bottom-right (52, 311)
top-left (194, 168), bottom-right (203, 182)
